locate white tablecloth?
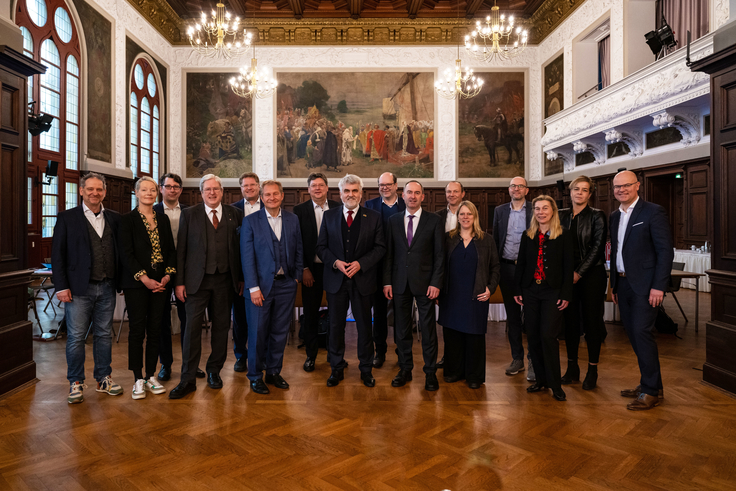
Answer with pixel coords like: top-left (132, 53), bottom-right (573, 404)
top-left (673, 250), bottom-right (711, 292)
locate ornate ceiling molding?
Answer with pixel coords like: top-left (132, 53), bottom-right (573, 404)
top-left (651, 110), bottom-right (701, 146)
top-left (529, 0), bottom-right (587, 44)
top-left (604, 128), bottom-right (643, 157)
top-left (126, 0), bottom-right (184, 43)
top-left (573, 140), bottom-right (605, 165)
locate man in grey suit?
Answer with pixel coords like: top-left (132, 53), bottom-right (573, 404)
top-left (169, 174), bottom-right (244, 399)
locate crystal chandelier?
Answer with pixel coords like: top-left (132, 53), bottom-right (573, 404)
top-left (435, 58), bottom-right (483, 100)
top-left (230, 55), bottom-right (278, 99)
top-left (187, 3), bottom-right (250, 59)
top-left (465, 1), bottom-right (528, 62)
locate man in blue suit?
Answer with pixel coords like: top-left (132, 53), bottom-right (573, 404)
top-left (230, 172), bottom-right (262, 373)
top-left (610, 170), bottom-right (673, 411)
top-left (52, 172), bottom-right (124, 404)
top-left (364, 172), bottom-right (405, 368)
top-left (241, 180), bottom-right (303, 395)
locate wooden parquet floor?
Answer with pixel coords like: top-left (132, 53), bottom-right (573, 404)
top-left (2, 290), bottom-right (735, 490)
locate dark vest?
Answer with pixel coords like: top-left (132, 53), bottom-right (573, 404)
top-left (205, 214), bottom-right (229, 274)
top-left (269, 223), bottom-right (291, 279)
top-left (341, 210), bottom-right (361, 263)
top-left (380, 201), bottom-right (401, 227)
top-left (87, 218), bottom-right (115, 281)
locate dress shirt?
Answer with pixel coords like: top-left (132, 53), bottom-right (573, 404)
top-left (162, 202), bottom-right (181, 247)
top-left (382, 197), bottom-right (399, 208)
top-left (250, 208), bottom-right (284, 293)
top-left (444, 207), bottom-right (457, 232)
top-left (404, 208), bottom-right (422, 239)
top-left (205, 203), bottom-right (223, 227)
top-left (343, 205), bottom-right (360, 223)
top-left (83, 201), bottom-right (105, 238)
top-left (616, 197), bottom-right (640, 274)
top-left (313, 200), bottom-right (329, 263)
top-left (502, 201), bottom-right (527, 261)
top-left (243, 198), bottom-right (261, 217)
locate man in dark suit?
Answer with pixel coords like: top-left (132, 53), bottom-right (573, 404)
top-left (293, 172), bottom-right (340, 372)
top-left (492, 176), bottom-right (534, 380)
top-left (610, 170), bottom-right (673, 410)
top-left (169, 174), bottom-right (244, 399)
top-left (316, 174), bottom-right (386, 387)
top-left (52, 172), bottom-right (124, 404)
top-left (364, 172), bottom-right (405, 368)
top-left (154, 173), bottom-right (205, 381)
top-left (241, 181), bottom-right (303, 394)
top-left (230, 172), bottom-right (262, 373)
top-left (383, 181), bottom-right (444, 391)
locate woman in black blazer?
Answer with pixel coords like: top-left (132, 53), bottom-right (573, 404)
top-left (438, 201), bottom-right (500, 388)
top-left (119, 176), bottom-right (176, 400)
top-left (514, 195), bottom-right (573, 401)
top-left (558, 176), bottom-right (608, 390)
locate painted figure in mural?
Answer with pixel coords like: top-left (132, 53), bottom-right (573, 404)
top-left (370, 124), bottom-right (386, 162)
top-left (494, 108), bottom-right (508, 141)
top-left (400, 121), bottom-right (419, 156)
top-left (342, 126), bottom-right (356, 166)
top-left (323, 122), bottom-right (340, 172)
top-left (297, 126), bottom-right (310, 159)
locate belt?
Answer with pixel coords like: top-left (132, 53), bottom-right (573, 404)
top-left (535, 279), bottom-right (542, 284)
top-left (274, 273), bottom-right (286, 280)
top-left (618, 272), bottom-right (626, 277)
top-left (500, 258), bottom-right (517, 265)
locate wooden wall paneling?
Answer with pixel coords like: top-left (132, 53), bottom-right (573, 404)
top-left (686, 164), bottom-right (710, 247)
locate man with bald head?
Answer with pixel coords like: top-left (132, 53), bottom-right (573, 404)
top-left (609, 170), bottom-right (673, 410)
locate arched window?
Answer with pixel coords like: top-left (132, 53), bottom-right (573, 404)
top-left (16, 0), bottom-right (81, 239)
top-left (129, 58), bottom-right (161, 178)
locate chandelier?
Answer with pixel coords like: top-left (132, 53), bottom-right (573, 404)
top-left (464, 1), bottom-right (528, 62)
top-left (435, 58), bottom-right (483, 100)
top-left (187, 3), bottom-right (250, 59)
top-left (230, 55), bottom-right (278, 99)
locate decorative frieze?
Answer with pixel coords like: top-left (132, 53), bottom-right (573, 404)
top-left (604, 128), bottom-right (643, 157)
top-left (651, 110), bottom-right (701, 146)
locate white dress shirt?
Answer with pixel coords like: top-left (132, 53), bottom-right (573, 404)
top-left (444, 207), bottom-right (457, 233)
top-left (162, 202), bottom-right (181, 247)
top-left (83, 201), bottom-right (105, 237)
top-left (250, 209), bottom-right (285, 293)
top-left (616, 196), bottom-right (639, 274)
top-left (243, 198), bottom-right (261, 217)
top-left (313, 200), bottom-right (329, 263)
top-left (382, 197), bottom-right (399, 208)
top-left (343, 205), bottom-right (360, 223)
top-left (404, 207), bottom-right (422, 239)
top-left (205, 203), bottom-right (223, 227)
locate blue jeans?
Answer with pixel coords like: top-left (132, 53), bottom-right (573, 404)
top-left (65, 279), bottom-right (115, 384)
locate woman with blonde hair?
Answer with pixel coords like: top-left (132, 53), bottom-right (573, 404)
top-left (514, 195), bottom-right (574, 401)
top-left (438, 201), bottom-right (500, 388)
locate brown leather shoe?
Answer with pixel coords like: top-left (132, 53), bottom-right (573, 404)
top-left (627, 393), bottom-right (660, 411)
top-left (620, 385), bottom-right (664, 399)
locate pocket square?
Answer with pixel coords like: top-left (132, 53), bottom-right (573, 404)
top-left (632, 222), bottom-right (644, 227)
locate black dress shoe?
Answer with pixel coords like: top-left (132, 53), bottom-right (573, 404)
top-left (327, 369), bottom-right (344, 387)
top-left (425, 373), bottom-right (439, 391)
top-left (207, 372), bottom-right (223, 389)
top-left (443, 375), bottom-right (462, 383)
top-left (196, 368), bottom-right (206, 378)
top-left (467, 381), bottom-right (482, 389)
top-left (234, 358), bottom-right (247, 373)
top-left (250, 379), bottom-right (270, 394)
top-left (158, 366), bottom-right (171, 381)
top-left (391, 369), bottom-right (412, 387)
top-left (526, 382), bottom-right (548, 393)
top-left (372, 354), bottom-right (385, 369)
top-left (436, 357), bottom-right (445, 369)
top-left (303, 357), bottom-right (316, 372)
top-left (361, 372), bottom-right (376, 387)
top-left (552, 388), bottom-right (567, 401)
top-left (169, 381), bottom-right (196, 399)
top-left (265, 373), bottom-right (290, 389)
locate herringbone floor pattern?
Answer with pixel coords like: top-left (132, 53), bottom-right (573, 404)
top-left (1, 290), bottom-right (734, 490)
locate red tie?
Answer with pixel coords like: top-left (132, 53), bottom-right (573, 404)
top-left (347, 210), bottom-right (353, 227)
top-left (211, 210), bottom-right (219, 230)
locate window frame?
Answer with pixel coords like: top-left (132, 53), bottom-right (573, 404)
top-left (129, 57), bottom-right (162, 179)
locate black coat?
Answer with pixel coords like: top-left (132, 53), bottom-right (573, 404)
top-left (118, 208), bottom-right (177, 290)
top-left (442, 232), bottom-right (500, 299)
top-left (515, 228), bottom-right (574, 301)
top-left (293, 199), bottom-right (340, 270)
top-left (559, 205), bottom-right (607, 277)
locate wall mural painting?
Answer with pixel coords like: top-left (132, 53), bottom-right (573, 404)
top-left (275, 72), bottom-right (435, 179)
top-left (545, 54), bottom-right (564, 119)
top-left (185, 72), bottom-right (253, 178)
top-left (458, 72), bottom-right (525, 178)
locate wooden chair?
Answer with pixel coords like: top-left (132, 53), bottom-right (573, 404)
top-left (667, 261), bottom-right (688, 323)
top-left (27, 287), bottom-right (42, 333)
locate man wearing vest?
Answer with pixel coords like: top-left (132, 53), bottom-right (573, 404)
top-left (52, 172), bottom-right (124, 404)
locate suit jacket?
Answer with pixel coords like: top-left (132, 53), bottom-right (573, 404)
top-left (175, 203), bottom-right (244, 294)
top-left (436, 208), bottom-right (450, 231)
top-left (51, 205), bottom-right (121, 296)
top-left (293, 199), bottom-right (340, 270)
top-left (610, 199), bottom-right (673, 296)
top-left (514, 229), bottom-right (574, 301)
top-left (364, 196), bottom-right (406, 221)
top-left (118, 209), bottom-right (177, 290)
top-left (383, 210), bottom-right (444, 295)
top-left (492, 200), bottom-right (533, 258)
top-left (231, 198), bottom-right (261, 213)
top-left (443, 233), bottom-right (501, 299)
top-left (241, 207), bottom-right (304, 298)
top-left (315, 205), bottom-right (386, 296)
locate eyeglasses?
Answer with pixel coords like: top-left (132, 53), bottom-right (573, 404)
top-left (613, 182), bottom-right (637, 191)
top-left (378, 183), bottom-right (395, 188)
top-left (509, 184), bottom-right (527, 190)
top-left (163, 185), bottom-right (181, 190)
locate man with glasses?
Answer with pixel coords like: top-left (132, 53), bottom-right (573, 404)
top-left (364, 172), bottom-right (405, 368)
top-left (493, 176), bottom-right (534, 380)
top-left (610, 171), bottom-right (673, 410)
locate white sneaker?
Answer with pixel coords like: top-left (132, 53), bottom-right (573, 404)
top-left (68, 381), bottom-right (87, 404)
top-left (132, 379), bottom-right (146, 399)
top-left (145, 377), bottom-right (166, 395)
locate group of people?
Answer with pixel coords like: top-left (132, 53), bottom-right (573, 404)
top-left (52, 168), bottom-right (672, 411)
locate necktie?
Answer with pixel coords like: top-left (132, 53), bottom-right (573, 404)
top-left (407, 214), bottom-right (415, 246)
top-left (347, 210), bottom-right (353, 227)
top-left (211, 209), bottom-right (219, 230)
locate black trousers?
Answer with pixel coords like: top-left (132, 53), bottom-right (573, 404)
top-left (616, 275), bottom-right (663, 396)
top-left (159, 287), bottom-right (187, 370)
top-left (563, 265), bottom-right (607, 364)
top-left (372, 261), bottom-right (390, 356)
top-left (180, 272), bottom-right (234, 384)
top-left (124, 287), bottom-right (167, 380)
top-left (394, 285), bottom-right (437, 375)
top-left (443, 327), bottom-right (485, 383)
top-left (300, 263), bottom-right (325, 359)
top-left (499, 262), bottom-right (526, 361)
top-left (522, 282), bottom-right (564, 389)
top-left (327, 279), bottom-right (374, 374)
top-left (232, 292), bottom-right (248, 361)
